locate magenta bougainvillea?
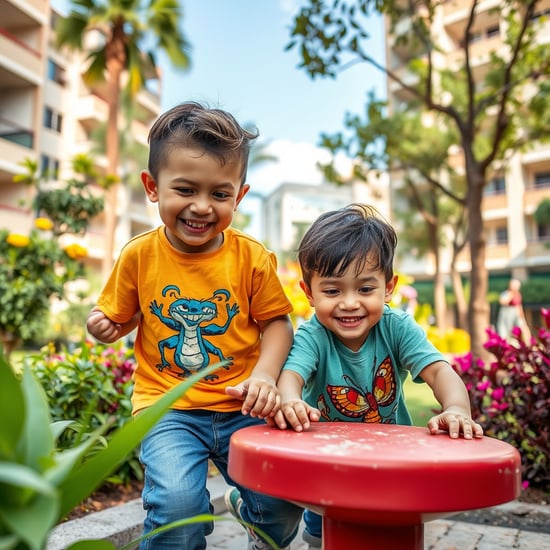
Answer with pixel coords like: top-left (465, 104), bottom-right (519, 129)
top-left (452, 309), bottom-right (550, 490)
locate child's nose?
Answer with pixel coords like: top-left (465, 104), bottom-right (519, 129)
top-left (191, 195), bottom-right (212, 214)
top-left (340, 293), bottom-right (360, 309)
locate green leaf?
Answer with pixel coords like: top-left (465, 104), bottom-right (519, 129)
top-left (0, 352), bottom-right (24, 460)
top-left (0, 462), bottom-right (56, 503)
top-left (0, 533), bottom-right (19, 549)
top-left (0, 493), bottom-right (59, 550)
top-left (19, 365), bottom-right (54, 470)
top-left (57, 362), bottom-right (225, 518)
top-left (51, 420), bottom-right (76, 442)
top-left (67, 542), bottom-right (116, 550)
top-left (45, 424), bottom-right (112, 487)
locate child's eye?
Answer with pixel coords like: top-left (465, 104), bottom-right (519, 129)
top-left (322, 288), bottom-right (340, 296)
top-left (213, 191), bottom-right (231, 200)
top-left (175, 187), bottom-right (194, 195)
top-left (359, 286), bottom-right (375, 294)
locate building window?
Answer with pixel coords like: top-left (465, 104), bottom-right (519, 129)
top-left (495, 226), bottom-right (508, 244)
top-left (486, 25), bottom-right (500, 38)
top-left (40, 154), bottom-right (60, 180)
top-left (44, 106), bottom-right (63, 133)
top-left (534, 171), bottom-right (550, 187)
top-left (47, 59), bottom-right (66, 86)
top-left (531, 7), bottom-right (550, 22)
top-left (484, 176), bottom-right (506, 195)
top-left (537, 223), bottom-right (550, 241)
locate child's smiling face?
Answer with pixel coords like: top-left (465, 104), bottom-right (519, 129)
top-left (301, 255), bottom-right (397, 351)
top-left (141, 147), bottom-right (248, 253)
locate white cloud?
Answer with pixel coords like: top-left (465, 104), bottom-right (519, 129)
top-left (278, 0), bottom-right (301, 17)
top-left (248, 139), bottom-right (352, 196)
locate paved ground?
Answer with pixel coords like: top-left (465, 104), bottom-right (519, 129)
top-left (48, 474), bottom-right (550, 549)
top-left (207, 510), bottom-right (549, 550)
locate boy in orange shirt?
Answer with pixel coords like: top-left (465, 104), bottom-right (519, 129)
top-left (87, 102), bottom-right (302, 550)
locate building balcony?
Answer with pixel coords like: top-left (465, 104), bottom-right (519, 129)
top-left (136, 86), bottom-right (161, 120)
top-left (442, 0), bottom-right (500, 30)
top-left (76, 93), bottom-right (108, 131)
top-left (0, 31), bottom-right (43, 85)
top-left (482, 191), bottom-right (508, 211)
top-left (524, 184), bottom-right (550, 215)
top-left (525, 239), bottom-right (550, 263)
top-left (0, 125), bottom-right (35, 178)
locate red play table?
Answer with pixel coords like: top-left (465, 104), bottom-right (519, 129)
top-left (228, 423), bottom-right (521, 550)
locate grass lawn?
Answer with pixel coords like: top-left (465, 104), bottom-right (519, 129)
top-left (404, 375), bottom-right (441, 427)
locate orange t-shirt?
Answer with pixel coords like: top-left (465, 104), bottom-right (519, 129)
top-left (96, 226), bottom-right (292, 414)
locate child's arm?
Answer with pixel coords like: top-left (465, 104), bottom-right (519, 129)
top-left (420, 361), bottom-right (484, 439)
top-left (225, 315), bottom-right (293, 419)
top-left (86, 306), bottom-right (140, 343)
top-left (271, 370), bottom-right (321, 431)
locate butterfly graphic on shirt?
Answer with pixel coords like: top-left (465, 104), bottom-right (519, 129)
top-left (318, 356), bottom-right (397, 423)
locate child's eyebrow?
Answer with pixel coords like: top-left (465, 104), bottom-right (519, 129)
top-left (356, 276), bottom-right (380, 284)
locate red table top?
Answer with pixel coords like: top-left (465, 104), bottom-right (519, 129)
top-left (229, 423), bottom-right (522, 524)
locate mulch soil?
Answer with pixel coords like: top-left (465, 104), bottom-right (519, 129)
top-left (64, 480), bottom-right (550, 534)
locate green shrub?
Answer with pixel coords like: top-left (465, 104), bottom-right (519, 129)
top-left (451, 309), bottom-right (550, 490)
top-left (24, 340), bottom-right (140, 485)
top-left (0, 347), bottom-right (225, 550)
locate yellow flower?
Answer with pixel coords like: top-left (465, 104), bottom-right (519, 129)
top-left (64, 243), bottom-right (87, 260)
top-left (34, 217), bottom-right (54, 231)
top-left (6, 234), bottom-right (30, 247)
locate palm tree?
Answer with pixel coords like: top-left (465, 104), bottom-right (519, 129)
top-left (56, 0), bottom-right (191, 280)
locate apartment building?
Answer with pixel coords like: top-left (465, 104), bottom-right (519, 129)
top-left (261, 176), bottom-right (390, 261)
top-left (384, 0), bottom-right (550, 294)
top-left (0, 0), bottom-right (161, 276)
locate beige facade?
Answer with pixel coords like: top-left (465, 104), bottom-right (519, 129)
top-left (0, 0), bottom-right (161, 274)
top-left (384, 0), bottom-right (550, 283)
top-left (261, 176), bottom-right (390, 259)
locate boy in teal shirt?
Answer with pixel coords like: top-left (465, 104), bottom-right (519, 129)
top-left (273, 204), bottom-right (483, 548)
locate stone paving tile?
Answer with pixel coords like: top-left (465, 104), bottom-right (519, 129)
top-left (206, 515), bottom-right (550, 549)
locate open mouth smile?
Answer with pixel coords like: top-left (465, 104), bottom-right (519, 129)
top-left (183, 220), bottom-right (211, 230)
top-left (336, 316), bottom-right (365, 325)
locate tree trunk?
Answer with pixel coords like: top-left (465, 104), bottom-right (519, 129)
top-left (429, 194), bottom-right (447, 332)
top-left (0, 330), bottom-right (19, 358)
top-left (101, 30), bottom-right (125, 283)
top-left (451, 267), bottom-right (468, 330)
top-left (467, 169), bottom-right (490, 359)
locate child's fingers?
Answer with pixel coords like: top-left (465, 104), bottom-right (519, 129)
top-left (248, 389), bottom-right (280, 419)
top-left (428, 413), bottom-right (484, 439)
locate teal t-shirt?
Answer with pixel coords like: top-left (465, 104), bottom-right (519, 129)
top-left (283, 306), bottom-right (446, 425)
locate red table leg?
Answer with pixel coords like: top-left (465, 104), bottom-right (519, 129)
top-left (323, 517), bottom-right (423, 550)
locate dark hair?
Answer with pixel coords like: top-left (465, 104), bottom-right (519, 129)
top-left (298, 204), bottom-right (397, 287)
top-left (147, 101), bottom-right (258, 183)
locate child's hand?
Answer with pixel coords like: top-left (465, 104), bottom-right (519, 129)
top-left (274, 399), bottom-right (321, 432)
top-left (427, 410), bottom-right (484, 439)
top-left (86, 308), bottom-right (123, 343)
top-left (225, 375), bottom-right (281, 419)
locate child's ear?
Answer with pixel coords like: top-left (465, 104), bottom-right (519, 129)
top-left (141, 170), bottom-right (158, 202)
top-left (234, 184), bottom-right (250, 210)
top-left (300, 280), bottom-right (315, 307)
top-left (385, 275), bottom-right (398, 303)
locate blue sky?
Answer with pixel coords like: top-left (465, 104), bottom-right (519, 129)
top-left (52, 0), bottom-right (386, 226)
top-left (160, 1), bottom-right (385, 231)
top-left (157, 0), bottom-right (386, 197)
top-left (162, 1), bottom-right (385, 147)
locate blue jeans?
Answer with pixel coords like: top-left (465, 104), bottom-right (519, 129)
top-left (303, 509), bottom-right (322, 539)
top-left (139, 409), bottom-right (303, 550)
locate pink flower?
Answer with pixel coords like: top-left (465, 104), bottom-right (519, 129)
top-left (491, 387), bottom-right (504, 401)
top-left (476, 380), bottom-right (490, 391)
